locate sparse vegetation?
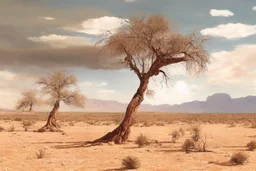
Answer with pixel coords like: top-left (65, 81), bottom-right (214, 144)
top-left (250, 122), bottom-right (256, 128)
top-left (22, 120), bottom-right (35, 131)
top-left (0, 126), bottom-right (4, 132)
top-left (8, 125), bottom-right (15, 132)
top-left (191, 125), bottom-right (201, 141)
top-left (69, 122), bottom-right (75, 126)
top-left (170, 130), bottom-right (180, 143)
top-left (247, 140), bottom-right (256, 151)
top-left (36, 149), bottom-right (46, 159)
top-left (14, 117), bottom-right (22, 122)
top-left (182, 139), bottom-right (195, 153)
top-left (179, 128), bottom-right (185, 137)
top-left (122, 156), bottom-right (141, 170)
top-left (230, 152), bottom-right (248, 165)
top-left (135, 134), bottom-right (150, 147)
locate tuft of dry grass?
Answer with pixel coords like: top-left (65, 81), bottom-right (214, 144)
top-left (247, 140), bottom-right (256, 151)
top-left (170, 130), bottom-right (180, 143)
top-left (182, 139), bottom-right (195, 153)
top-left (250, 122), bottom-right (256, 128)
top-left (36, 149), bottom-right (46, 159)
top-left (8, 125), bottom-right (15, 132)
top-left (230, 152), bottom-right (248, 165)
top-left (190, 125), bottom-right (201, 141)
top-left (0, 126), bottom-right (4, 132)
top-left (22, 120), bottom-right (35, 131)
top-left (69, 122), bottom-right (75, 126)
top-left (14, 117), bottom-right (22, 122)
top-left (135, 134), bottom-right (150, 148)
top-left (179, 127), bottom-right (185, 137)
top-left (122, 156), bottom-right (141, 170)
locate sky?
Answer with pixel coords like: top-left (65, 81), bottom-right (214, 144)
top-left (1, 0), bottom-right (256, 110)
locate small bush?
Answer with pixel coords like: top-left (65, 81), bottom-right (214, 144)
top-left (122, 156), bottom-right (140, 170)
top-left (179, 128), bottom-right (185, 137)
top-left (0, 126), bottom-right (4, 132)
top-left (14, 117), bottom-right (22, 122)
top-left (230, 152), bottom-right (248, 165)
top-left (36, 149), bottom-right (46, 159)
top-left (251, 122), bottom-right (256, 128)
top-left (170, 130), bottom-right (180, 143)
top-left (191, 125), bottom-right (201, 141)
top-left (247, 140), bottom-right (256, 151)
top-left (8, 125), bottom-right (15, 132)
top-left (135, 134), bottom-right (150, 147)
top-left (182, 139), bottom-right (195, 153)
top-left (69, 122), bottom-right (75, 126)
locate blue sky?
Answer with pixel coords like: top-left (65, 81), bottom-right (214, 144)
top-left (1, 0), bottom-right (256, 109)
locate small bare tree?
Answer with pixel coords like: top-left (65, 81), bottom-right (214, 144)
top-left (94, 15), bottom-right (209, 144)
top-left (16, 90), bottom-right (39, 112)
top-left (37, 71), bottom-right (86, 132)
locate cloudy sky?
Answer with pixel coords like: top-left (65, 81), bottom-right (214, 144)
top-left (1, 0), bottom-right (256, 110)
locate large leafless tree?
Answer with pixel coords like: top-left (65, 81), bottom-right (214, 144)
top-left (16, 90), bottom-right (39, 112)
top-left (37, 71), bottom-right (86, 132)
top-left (94, 15), bottom-right (210, 144)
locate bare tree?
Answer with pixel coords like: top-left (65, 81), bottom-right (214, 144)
top-left (94, 15), bottom-right (210, 144)
top-left (37, 71), bottom-right (86, 132)
top-left (16, 90), bottom-right (39, 112)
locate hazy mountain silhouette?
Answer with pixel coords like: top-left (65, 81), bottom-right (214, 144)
top-left (1, 93), bottom-right (255, 113)
top-left (84, 93), bottom-right (256, 113)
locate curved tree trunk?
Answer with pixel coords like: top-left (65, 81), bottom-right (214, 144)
top-left (28, 104), bottom-right (33, 112)
top-left (38, 101), bottom-right (60, 132)
top-left (94, 78), bottom-right (149, 144)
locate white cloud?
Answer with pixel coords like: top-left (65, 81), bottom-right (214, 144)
top-left (201, 23), bottom-right (256, 39)
top-left (253, 6), bottom-right (256, 11)
top-left (97, 89), bottom-right (115, 95)
top-left (40, 16), bottom-right (55, 21)
top-left (206, 45), bottom-right (256, 85)
top-left (80, 81), bottom-right (107, 87)
top-left (210, 9), bottom-right (234, 17)
top-left (0, 70), bottom-right (15, 81)
top-left (66, 16), bottom-right (127, 35)
top-left (27, 34), bottom-right (93, 48)
top-left (124, 0), bottom-right (136, 2)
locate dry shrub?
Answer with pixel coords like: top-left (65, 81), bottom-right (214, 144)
top-left (135, 134), bottom-right (150, 147)
top-left (170, 130), bottom-right (180, 143)
top-left (229, 122), bottom-right (236, 127)
top-left (0, 126), bottom-right (4, 132)
top-left (8, 125), bottom-right (15, 132)
top-left (36, 149), bottom-right (46, 159)
top-left (182, 139), bottom-right (195, 153)
top-left (251, 122), bottom-right (256, 128)
top-left (190, 125), bottom-right (201, 141)
top-left (22, 120), bottom-right (35, 131)
top-left (69, 122), bottom-right (75, 126)
top-left (142, 121), bottom-right (153, 127)
top-left (230, 152), bottom-right (248, 165)
top-left (122, 156), bottom-right (141, 170)
top-left (14, 117), bottom-right (22, 122)
top-left (247, 140), bottom-right (256, 151)
top-left (179, 128), bottom-right (185, 137)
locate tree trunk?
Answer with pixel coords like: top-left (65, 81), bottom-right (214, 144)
top-left (38, 101), bottom-right (60, 132)
top-left (94, 78), bottom-right (149, 144)
top-left (28, 104), bottom-right (33, 112)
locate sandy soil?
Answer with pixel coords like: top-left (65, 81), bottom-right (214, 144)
top-left (0, 120), bottom-right (256, 171)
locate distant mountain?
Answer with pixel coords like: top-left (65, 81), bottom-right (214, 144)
top-left (0, 108), bottom-right (13, 112)
top-left (84, 93), bottom-right (256, 113)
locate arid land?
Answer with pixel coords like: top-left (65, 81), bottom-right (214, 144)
top-left (0, 112), bottom-right (256, 171)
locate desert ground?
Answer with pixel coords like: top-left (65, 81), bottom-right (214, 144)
top-left (0, 112), bottom-right (256, 171)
